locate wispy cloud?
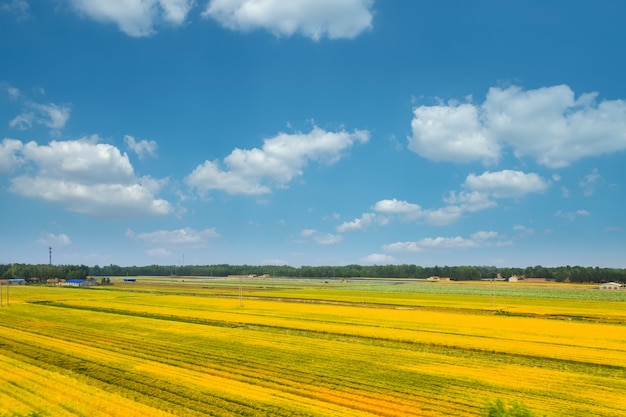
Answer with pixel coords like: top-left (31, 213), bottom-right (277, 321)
top-left (37, 232), bottom-right (72, 247)
top-left (555, 209), bottom-right (591, 221)
top-left (579, 169), bottom-right (601, 197)
top-left (383, 231), bottom-right (509, 254)
top-left (125, 135), bottom-right (158, 159)
top-left (361, 253), bottom-right (395, 264)
top-left (9, 102), bottom-right (71, 133)
top-left (1, 0), bottom-right (30, 21)
top-left (298, 228), bottom-right (343, 245)
top-left (128, 227), bottom-right (219, 245)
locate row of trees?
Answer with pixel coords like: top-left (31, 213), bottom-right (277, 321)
top-left (0, 264), bottom-right (90, 283)
top-left (2, 263), bottom-right (625, 283)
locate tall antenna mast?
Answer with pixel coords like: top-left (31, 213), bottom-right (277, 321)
top-left (49, 246), bottom-right (52, 265)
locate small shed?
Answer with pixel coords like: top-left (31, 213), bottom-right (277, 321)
top-left (599, 282), bottom-right (623, 290)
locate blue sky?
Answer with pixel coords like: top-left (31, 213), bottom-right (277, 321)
top-left (1, 0), bottom-right (625, 268)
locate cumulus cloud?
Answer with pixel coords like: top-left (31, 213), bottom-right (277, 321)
top-left (342, 170), bottom-right (544, 232)
top-left (336, 212), bottom-right (379, 232)
top-left (383, 232), bottom-right (505, 254)
top-left (186, 125), bottom-right (369, 195)
top-left (409, 84), bottom-right (626, 167)
top-left (370, 193), bottom-right (495, 227)
top-left (125, 135), bottom-right (158, 159)
top-left (372, 198), bottom-right (422, 218)
top-left (409, 102), bottom-right (499, 164)
top-left (128, 227), bottom-right (219, 245)
top-left (464, 170), bottom-right (549, 198)
top-left (0, 138), bottom-right (24, 173)
top-left (68, 0), bottom-right (195, 37)
top-left (203, 0), bottom-right (374, 40)
top-left (7, 137), bottom-right (172, 217)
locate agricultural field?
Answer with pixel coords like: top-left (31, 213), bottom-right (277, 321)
top-left (1, 278), bottom-right (625, 416)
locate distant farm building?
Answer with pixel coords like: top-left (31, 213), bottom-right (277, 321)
top-left (427, 276), bottom-right (450, 281)
top-left (599, 282), bottom-right (624, 290)
top-left (63, 279), bottom-right (96, 287)
top-left (7, 278), bottom-right (26, 285)
top-left (508, 275), bottom-right (520, 282)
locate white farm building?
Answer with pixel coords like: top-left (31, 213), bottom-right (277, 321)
top-left (599, 282), bottom-right (624, 290)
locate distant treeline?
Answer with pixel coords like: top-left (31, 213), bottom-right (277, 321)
top-left (1, 263), bottom-right (625, 283)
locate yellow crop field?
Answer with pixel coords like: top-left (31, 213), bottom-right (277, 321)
top-left (1, 279), bottom-right (625, 416)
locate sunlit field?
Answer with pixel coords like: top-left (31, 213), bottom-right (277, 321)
top-left (1, 277), bottom-right (625, 416)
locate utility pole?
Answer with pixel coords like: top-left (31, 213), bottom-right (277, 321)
top-left (49, 246), bottom-right (52, 265)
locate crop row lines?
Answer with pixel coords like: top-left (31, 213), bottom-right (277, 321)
top-left (1, 312), bottom-right (488, 416)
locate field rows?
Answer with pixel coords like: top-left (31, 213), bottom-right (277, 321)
top-left (1, 284), bottom-right (625, 416)
top-left (0, 308), bottom-right (483, 416)
top-left (41, 293), bottom-right (626, 368)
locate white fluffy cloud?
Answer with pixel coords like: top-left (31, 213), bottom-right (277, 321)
top-left (464, 170), bottom-right (549, 198)
top-left (341, 170), bottom-right (545, 232)
top-left (68, 0), bottom-right (194, 37)
top-left (372, 198), bottom-right (422, 218)
top-left (409, 102), bottom-right (499, 164)
top-left (186, 126), bottom-right (369, 195)
top-left (0, 138), bottom-right (24, 173)
top-left (203, 0), bottom-right (374, 40)
top-left (409, 84), bottom-right (626, 167)
top-left (370, 193), bottom-right (495, 227)
top-left (7, 137), bottom-right (172, 217)
top-left (336, 212), bottom-right (379, 232)
top-left (128, 227), bottom-right (219, 245)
